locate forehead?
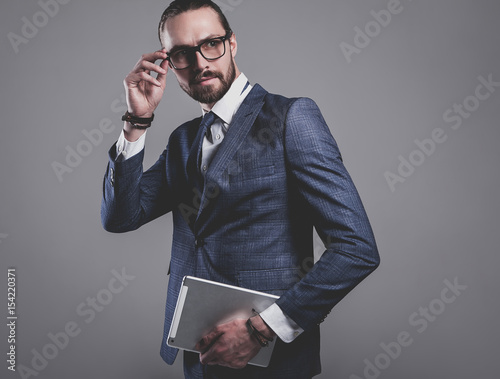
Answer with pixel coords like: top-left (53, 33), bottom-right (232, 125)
top-left (162, 7), bottom-right (226, 51)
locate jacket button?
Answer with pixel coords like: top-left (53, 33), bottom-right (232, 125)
top-left (195, 239), bottom-right (205, 248)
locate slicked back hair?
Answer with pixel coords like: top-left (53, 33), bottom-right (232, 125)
top-left (158, 0), bottom-right (232, 46)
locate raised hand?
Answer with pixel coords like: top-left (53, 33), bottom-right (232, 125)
top-left (122, 49), bottom-right (169, 140)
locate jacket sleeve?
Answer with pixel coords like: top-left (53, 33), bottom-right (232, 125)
top-left (101, 143), bottom-right (172, 233)
top-left (275, 97), bottom-right (380, 331)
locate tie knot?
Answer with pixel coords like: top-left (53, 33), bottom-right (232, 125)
top-left (201, 111), bottom-right (217, 143)
top-left (200, 111), bottom-right (216, 129)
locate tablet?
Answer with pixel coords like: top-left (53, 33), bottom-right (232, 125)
top-left (167, 276), bottom-right (280, 367)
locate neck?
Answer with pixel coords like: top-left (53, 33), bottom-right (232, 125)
top-left (201, 102), bottom-right (215, 111)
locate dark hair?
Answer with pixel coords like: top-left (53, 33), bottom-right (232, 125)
top-left (158, 0), bottom-right (232, 45)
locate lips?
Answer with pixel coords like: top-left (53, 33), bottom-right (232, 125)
top-left (191, 71), bottom-right (222, 86)
top-left (195, 77), bottom-right (217, 85)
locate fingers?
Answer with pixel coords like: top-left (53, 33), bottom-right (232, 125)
top-left (126, 49), bottom-right (168, 88)
top-left (199, 344), bottom-right (219, 366)
top-left (196, 319), bottom-right (262, 368)
top-left (200, 343), bottom-right (247, 369)
top-left (195, 329), bottom-right (221, 353)
top-left (138, 60), bottom-right (166, 76)
top-left (197, 328), bottom-right (224, 366)
top-left (125, 71), bottom-right (161, 88)
top-left (156, 58), bottom-right (169, 87)
top-left (138, 49), bottom-right (168, 68)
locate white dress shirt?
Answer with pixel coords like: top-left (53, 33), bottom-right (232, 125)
top-left (115, 73), bottom-right (304, 343)
top-left (200, 72), bottom-right (252, 174)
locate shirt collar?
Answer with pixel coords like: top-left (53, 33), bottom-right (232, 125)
top-left (201, 73), bottom-right (252, 126)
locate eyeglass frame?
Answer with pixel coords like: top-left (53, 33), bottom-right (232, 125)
top-left (166, 31), bottom-right (233, 70)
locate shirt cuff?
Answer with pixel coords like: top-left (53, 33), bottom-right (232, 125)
top-left (115, 130), bottom-right (147, 162)
top-left (259, 303), bottom-right (304, 343)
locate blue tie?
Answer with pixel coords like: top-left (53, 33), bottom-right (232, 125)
top-left (195, 111), bottom-right (216, 173)
top-left (187, 111), bottom-right (216, 192)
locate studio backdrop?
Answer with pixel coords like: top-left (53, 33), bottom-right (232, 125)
top-left (1, 1), bottom-right (499, 378)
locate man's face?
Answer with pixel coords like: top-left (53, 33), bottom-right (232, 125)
top-left (161, 7), bottom-right (239, 106)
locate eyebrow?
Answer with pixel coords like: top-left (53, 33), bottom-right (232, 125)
top-left (168, 33), bottom-right (224, 54)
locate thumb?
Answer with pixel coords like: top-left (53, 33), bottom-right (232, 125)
top-left (196, 329), bottom-right (222, 353)
top-left (156, 58), bottom-right (169, 87)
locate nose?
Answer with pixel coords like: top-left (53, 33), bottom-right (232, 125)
top-left (192, 50), bottom-right (210, 71)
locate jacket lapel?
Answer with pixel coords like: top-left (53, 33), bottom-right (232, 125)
top-left (186, 116), bottom-right (204, 193)
top-left (195, 84), bottom-right (268, 232)
top-left (205, 84), bottom-right (267, 182)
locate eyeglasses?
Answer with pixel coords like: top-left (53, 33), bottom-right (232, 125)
top-left (167, 31), bottom-right (232, 70)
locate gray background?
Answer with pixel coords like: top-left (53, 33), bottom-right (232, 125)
top-left (1, 0), bottom-right (499, 378)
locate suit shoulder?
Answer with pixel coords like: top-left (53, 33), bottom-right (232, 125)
top-left (262, 90), bottom-right (296, 109)
top-left (262, 94), bottom-right (321, 125)
top-left (258, 85), bottom-right (319, 116)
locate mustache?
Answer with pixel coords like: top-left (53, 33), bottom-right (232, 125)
top-left (191, 70), bottom-right (224, 85)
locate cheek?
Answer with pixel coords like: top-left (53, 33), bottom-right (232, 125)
top-left (216, 58), bottom-right (231, 74)
top-left (174, 71), bottom-right (190, 85)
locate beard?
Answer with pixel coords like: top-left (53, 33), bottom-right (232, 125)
top-left (180, 58), bottom-right (237, 105)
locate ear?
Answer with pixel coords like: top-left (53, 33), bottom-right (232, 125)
top-left (229, 32), bottom-right (238, 58)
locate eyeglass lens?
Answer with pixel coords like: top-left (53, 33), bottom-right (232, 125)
top-left (170, 38), bottom-right (226, 69)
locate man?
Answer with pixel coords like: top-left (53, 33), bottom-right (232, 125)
top-left (101, 1), bottom-right (380, 378)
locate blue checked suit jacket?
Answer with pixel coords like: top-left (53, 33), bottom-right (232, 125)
top-left (101, 84), bottom-right (379, 378)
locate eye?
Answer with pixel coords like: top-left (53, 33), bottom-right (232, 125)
top-left (206, 40), bottom-right (220, 48)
